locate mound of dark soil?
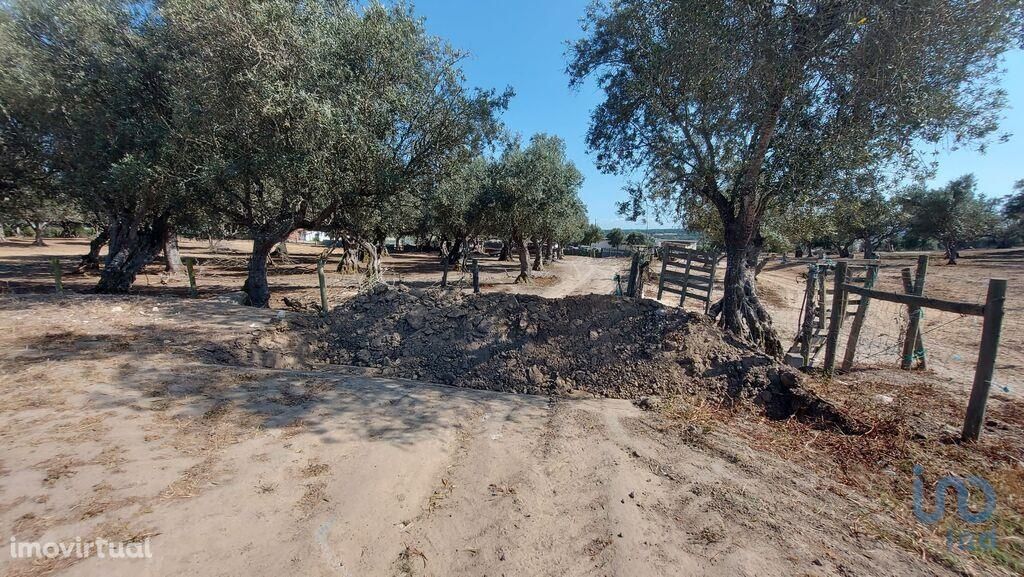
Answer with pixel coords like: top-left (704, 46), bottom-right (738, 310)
top-left (243, 285), bottom-right (860, 431)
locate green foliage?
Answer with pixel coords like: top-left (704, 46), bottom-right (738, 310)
top-left (579, 223), bottom-right (604, 245)
top-left (624, 231), bottom-right (650, 246)
top-left (605, 228), bottom-right (624, 247)
top-left (486, 134), bottom-right (585, 243)
top-left (569, 0), bottom-right (1022, 343)
top-left (0, 0), bottom-right (181, 227)
top-left (1003, 179), bottom-right (1024, 221)
top-left (900, 174), bottom-right (1000, 261)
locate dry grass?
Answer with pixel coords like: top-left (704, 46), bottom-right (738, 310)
top-left (301, 461), bottom-right (330, 478)
top-left (297, 481), bottom-right (328, 516)
top-left (661, 370), bottom-right (1024, 576)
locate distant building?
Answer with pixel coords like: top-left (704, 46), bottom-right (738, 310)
top-left (287, 229), bottom-right (328, 243)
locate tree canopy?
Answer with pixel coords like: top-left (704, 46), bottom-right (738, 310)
top-left (901, 174), bottom-right (1000, 264)
top-left (569, 0), bottom-right (1023, 353)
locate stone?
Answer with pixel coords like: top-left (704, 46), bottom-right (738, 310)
top-left (527, 365), bottom-right (545, 385)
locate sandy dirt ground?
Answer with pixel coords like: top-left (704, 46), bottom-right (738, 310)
top-left (0, 296), bottom-right (955, 577)
top-left (0, 238), bottom-right (1021, 576)
top-left (0, 237), bottom-right (628, 306)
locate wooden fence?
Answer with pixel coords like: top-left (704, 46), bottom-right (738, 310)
top-left (656, 244), bottom-right (721, 314)
top-left (820, 256), bottom-right (1007, 442)
top-left (785, 260), bottom-right (877, 369)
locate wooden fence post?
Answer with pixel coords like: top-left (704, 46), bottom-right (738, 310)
top-left (184, 258), bottom-right (197, 298)
top-left (704, 255), bottom-right (720, 315)
top-left (816, 268), bottom-right (828, 329)
top-left (472, 258), bottom-right (480, 293)
top-left (900, 268), bottom-right (927, 369)
top-left (316, 258), bottom-right (328, 315)
top-left (799, 265), bottom-right (819, 367)
top-left (900, 255), bottom-right (928, 370)
top-left (962, 278), bottom-right (1007, 442)
top-left (841, 264), bottom-right (878, 370)
top-left (626, 252), bottom-right (640, 297)
top-left (822, 262), bottom-right (847, 375)
top-left (50, 257), bottom-right (63, 296)
top-left (657, 253), bottom-right (669, 300)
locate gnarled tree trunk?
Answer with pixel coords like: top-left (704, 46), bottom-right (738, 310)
top-left (163, 225), bottom-right (183, 274)
top-left (862, 237), bottom-right (877, 259)
top-left (531, 237), bottom-right (544, 271)
top-left (712, 222), bottom-right (783, 358)
top-left (361, 239), bottom-right (382, 283)
top-left (31, 221), bottom-right (47, 246)
top-left (336, 236), bottom-right (360, 273)
top-left (242, 222), bottom-right (295, 307)
top-left (76, 228), bottom-right (109, 272)
top-left (447, 236), bottom-right (465, 269)
top-left (945, 240), bottom-right (959, 265)
top-left (514, 234), bottom-right (531, 283)
top-left (498, 238), bottom-right (512, 261)
top-left (96, 213), bottom-right (170, 293)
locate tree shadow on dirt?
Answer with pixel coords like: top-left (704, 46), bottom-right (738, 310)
top-left (5, 297), bottom-right (547, 446)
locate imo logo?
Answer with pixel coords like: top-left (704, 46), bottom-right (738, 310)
top-left (912, 464), bottom-right (998, 552)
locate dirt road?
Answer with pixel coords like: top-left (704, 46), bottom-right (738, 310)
top-left (0, 295), bottom-right (955, 577)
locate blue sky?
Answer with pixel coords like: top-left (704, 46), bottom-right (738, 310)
top-left (413, 0), bottom-right (1024, 228)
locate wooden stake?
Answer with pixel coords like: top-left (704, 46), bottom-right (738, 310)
top-left (900, 255), bottom-right (928, 370)
top-left (472, 258), bottom-right (480, 293)
top-left (657, 253), bottom-right (668, 300)
top-left (50, 257), bottom-right (63, 296)
top-left (799, 265), bottom-right (819, 367)
top-left (184, 258), bottom-right (197, 298)
top-left (816, 268), bottom-right (827, 330)
top-left (316, 258), bottom-right (329, 314)
top-left (962, 278), bottom-right (1007, 442)
top-left (900, 268), bottom-right (927, 368)
top-left (705, 255), bottom-right (719, 315)
top-left (822, 262), bottom-right (847, 376)
top-left (841, 265), bottom-right (878, 370)
top-left (626, 252), bottom-right (640, 297)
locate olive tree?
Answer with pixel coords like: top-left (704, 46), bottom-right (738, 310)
top-left (486, 134), bottom-right (585, 282)
top-left (901, 174), bottom-right (1000, 264)
top-left (166, 0), bottom-right (507, 306)
top-left (569, 0), bottom-right (1023, 355)
top-left (0, 0), bottom-right (183, 291)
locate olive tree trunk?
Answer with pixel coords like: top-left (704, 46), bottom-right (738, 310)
top-left (515, 234), bottom-right (531, 283)
top-left (31, 221), bottom-right (47, 246)
top-left (945, 240), bottom-right (959, 265)
top-left (76, 228), bottom-right (109, 272)
top-left (96, 214), bottom-right (170, 293)
top-left (361, 239), bottom-right (382, 283)
top-left (243, 224), bottom-right (295, 307)
top-left (336, 236), bottom-right (360, 273)
top-left (862, 237), bottom-right (876, 259)
top-left (712, 221), bottom-right (784, 358)
top-left (498, 238), bottom-right (512, 261)
top-left (531, 237), bottom-right (544, 271)
top-left (163, 225), bottom-right (184, 274)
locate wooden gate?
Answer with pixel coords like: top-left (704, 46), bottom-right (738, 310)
top-left (785, 259), bottom-right (877, 369)
top-left (656, 244), bottom-right (721, 314)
